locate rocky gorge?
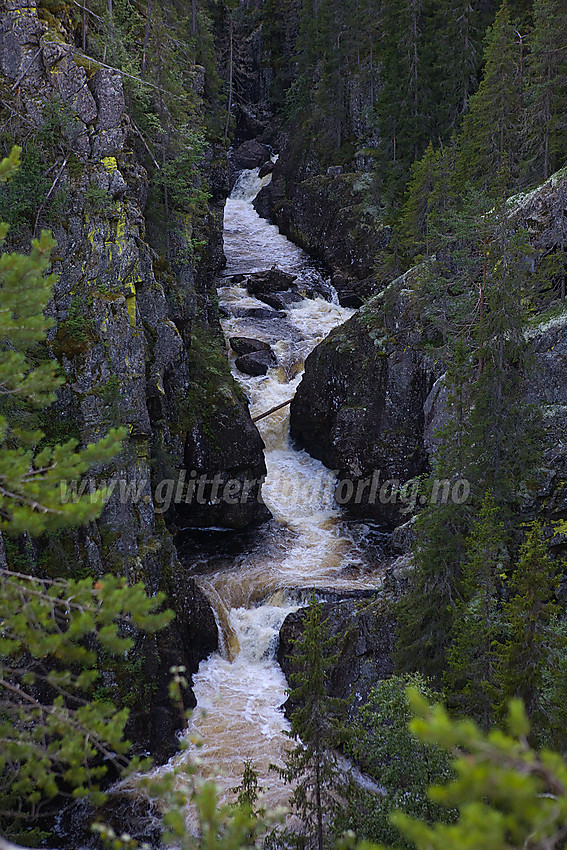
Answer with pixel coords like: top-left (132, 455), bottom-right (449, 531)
top-left (3, 0), bottom-right (567, 842)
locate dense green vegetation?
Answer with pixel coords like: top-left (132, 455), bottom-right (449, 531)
top-left (254, 0), bottom-right (567, 846)
top-left (265, 0), bottom-right (566, 199)
top-left (0, 148), bottom-right (172, 840)
top-left (273, 597), bottom-right (347, 850)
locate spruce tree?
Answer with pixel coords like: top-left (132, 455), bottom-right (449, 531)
top-left (453, 1), bottom-right (523, 194)
top-left (275, 596), bottom-right (345, 850)
top-left (396, 185), bottom-right (540, 684)
top-left (464, 191), bottom-right (540, 506)
top-left (399, 142), bottom-right (441, 261)
top-left (395, 496), bottom-right (468, 684)
top-left (338, 674), bottom-right (454, 848)
top-left (522, 0), bottom-right (567, 182)
top-left (444, 491), bottom-right (506, 726)
top-left (398, 138), bottom-right (459, 274)
top-left (429, 0), bottom-right (480, 131)
top-left (496, 522), bottom-right (561, 724)
top-left (375, 0), bottom-right (430, 198)
top-left (395, 338), bottom-right (472, 683)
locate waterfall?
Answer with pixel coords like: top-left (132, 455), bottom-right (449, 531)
top-left (168, 167), bottom-right (387, 817)
top-left (230, 164), bottom-right (275, 202)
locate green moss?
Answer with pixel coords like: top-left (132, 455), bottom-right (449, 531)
top-left (38, 404), bottom-right (81, 449)
top-left (183, 323), bottom-right (243, 449)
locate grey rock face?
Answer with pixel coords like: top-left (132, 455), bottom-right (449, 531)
top-left (42, 41), bottom-right (98, 125)
top-left (245, 268), bottom-right (298, 296)
top-left (0, 0), bottom-right (270, 761)
top-left (90, 68), bottom-right (126, 156)
top-left (0, 0), bottom-right (45, 83)
top-left (278, 596), bottom-right (395, 717)
top-left (291, 277), bottom-right (435, 528)
top-left (255, 153), bottom-right (391, 300)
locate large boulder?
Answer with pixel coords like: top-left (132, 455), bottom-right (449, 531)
top-left (256, 291), bottom-right (303, 310)
top-left (278, 596), bottom-right (396, 718)
top-left (229, 336), bottom-right (273, 356)
top-left (129, 573), bottom-right (218, 762)
top-left (228, 139), bottom-right (271, 189)
top-left (239, 306), bottom-right (287, 320)
top-left (246, 268), bottom-right (298, 297)
top-left (235, 349), bottom-right (277, 376)
top-left (258, 160), bottom-right (274, 178)
top-left (231, 139), bottom-right (271, 170)
top-left (291, 272), bottom-right (435, 528)
top-left (331, 269), bottom-right (364, 307)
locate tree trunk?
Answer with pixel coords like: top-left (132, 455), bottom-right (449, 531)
top-left (141, 0), bottom-right (153, 78)
top-left (224, 17), bottom-right (234, 142)
top-left (315, 745), bottom-right (323, 850)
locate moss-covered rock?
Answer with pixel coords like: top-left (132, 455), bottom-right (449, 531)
top-left (291, 273), bottom-right (435, 528)
top-left (0, 0), bottom-right (268, 766)
top-left (291, 168), bottom-right (567, 536)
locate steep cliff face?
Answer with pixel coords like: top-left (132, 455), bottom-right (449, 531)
top-left (290, 269), bottom-right (435, 529)
top-left (0, 0), bottom-right (269, 759)
top-left (253, 141), bottom-right (389, 304)
top-left (291, 170), bottom-right (567, 535)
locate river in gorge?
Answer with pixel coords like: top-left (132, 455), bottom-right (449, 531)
top-left (173, 167), bottom-right (388, 816)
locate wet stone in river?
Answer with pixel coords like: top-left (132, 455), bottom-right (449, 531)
top-left (229, 336), bottom-right (273, 356)
top-left (235, 349), bottom-right (278, 376)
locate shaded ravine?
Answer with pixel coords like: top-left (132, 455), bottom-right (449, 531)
top-left (174, 168), bottom-right (387, 813)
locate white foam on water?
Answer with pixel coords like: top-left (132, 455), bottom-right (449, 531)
top-left (153, 168), bottom-right (386, 824)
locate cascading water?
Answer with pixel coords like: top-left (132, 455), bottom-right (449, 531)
top-left (173, 165), bottom-right (387, 813)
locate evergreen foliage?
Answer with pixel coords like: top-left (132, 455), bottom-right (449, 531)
top-left (0, 149), bottom-right (124, 534)
top-left (395, 492), bottom-right (468, 683)
top-left (99, 754), bottom-right (270, 850)
top-left (274, 597), bottom-right (346, 850)
top-left (495, 521), bottom-right (562, 724)
top-left (443, 491), bottom-right (506, 725)
top-left (396, 187), bottom-right (541, 684)
top-left (453, 2), bottom-right (523, 194)
top-left (0, 570), bottom-right (172, 824)
top-left (522, 0), bottom-right (567, 182)
top-left (370, 692), bottom-right (567, 850)
top-left (337, 674), bottom-right (454, 848)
